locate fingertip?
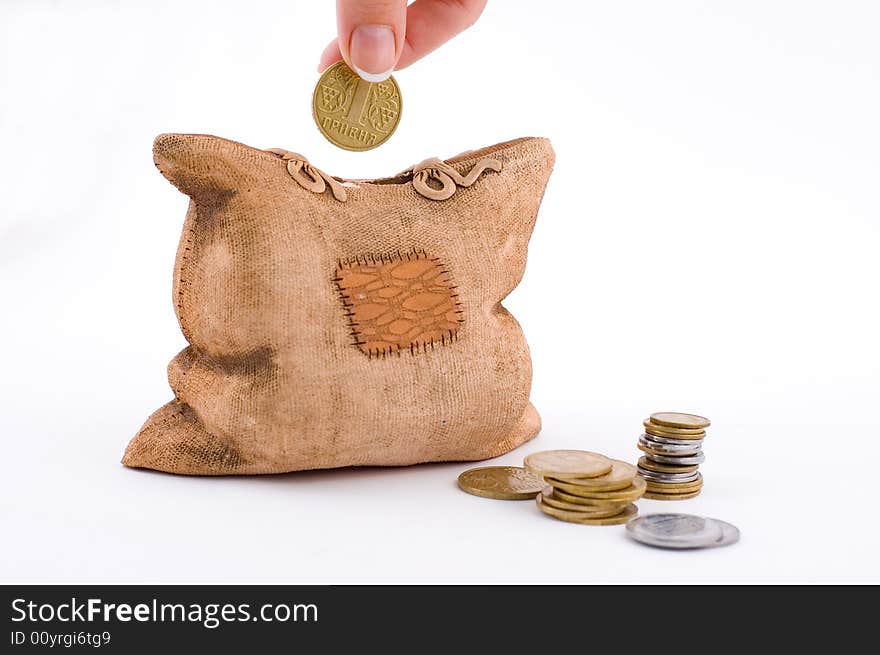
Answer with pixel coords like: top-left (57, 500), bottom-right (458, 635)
top-left (349, 24), bottom-right (397, 79)
top-left (318, 39), bottom-right (343, 73)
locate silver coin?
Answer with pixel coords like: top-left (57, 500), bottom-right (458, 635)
top-left (625, 513), bottom-right (740, 550)
top-left (715, 520), bottom-right (741, 547)
top-left (642, 432), bottom-right (705, 447)
top-left (639, 436), bottom-right (703, 456)
top-left (644, 451), bottom-right (706, 465)
top-left (641, 434), bottom-right (703, 452)
top-left (626, 513), bottom-right (720, 547)
top-left (636, 467), bottom-right (700, 483)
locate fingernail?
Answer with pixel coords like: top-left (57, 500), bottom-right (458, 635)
top-left (350, 24), bottom-right (395, 82)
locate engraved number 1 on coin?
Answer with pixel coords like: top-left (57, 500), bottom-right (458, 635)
top-left (347, 79), bottom-right (372, 128)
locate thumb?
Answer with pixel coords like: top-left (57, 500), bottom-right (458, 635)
top-left (336, 0), bottom-right (407, 82)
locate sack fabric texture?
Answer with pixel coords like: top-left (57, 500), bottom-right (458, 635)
top-left (122, 133), bottom-right (555, 474)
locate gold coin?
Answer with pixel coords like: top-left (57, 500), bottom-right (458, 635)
top-left (643, 489), bottom-right (702, 501)
top-left (312, 61), bottom-right (402, 151)
top-left (549, 489), bottom-right (629, 509)
top-left (548, 476), bottom-right (646, 502)
top-left (551, 459), bottom-right (636, 491)
top-left (644, 427), bottom-right (706, 441)
top-left (644, 474), bottom-right (703, 493)
top-left (457, 466), bottom-right (545, 500)
top-left (538, 488), bottom-right (628, 517)
top-left (644, 482), bottom-right (702, 495)
top-left (524, 450), bottom-right (612, 479)
top-left (650, 412), bottom-right (710, 430)
top-left (537, 497), bottom-right (638, 525)
top-left (643, 420), bottom-right (706, 440)
top-left (645, 484), bottom-right (702, 496)
top-left (637, 456), bottom-right (699, 474)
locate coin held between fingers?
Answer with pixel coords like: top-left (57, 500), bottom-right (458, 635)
top-left (312, 61), bottom-right (402, 151)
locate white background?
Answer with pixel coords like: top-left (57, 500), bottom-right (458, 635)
top-left (2, 0), bottom-right (878, 583)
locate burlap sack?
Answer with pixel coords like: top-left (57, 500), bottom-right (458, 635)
top-left (122, 133), bottom-right (554, 474)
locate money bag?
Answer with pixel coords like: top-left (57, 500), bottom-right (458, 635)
top-left (122, 134), bottom-right (554, 474)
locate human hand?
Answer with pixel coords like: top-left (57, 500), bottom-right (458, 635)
top-left (318, 0), bottom-right (488, 82)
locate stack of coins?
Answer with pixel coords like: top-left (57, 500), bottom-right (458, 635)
top-left (637, 412), bottom-right (710, 500)
top-left (523, 450), bottom-right (645, 525)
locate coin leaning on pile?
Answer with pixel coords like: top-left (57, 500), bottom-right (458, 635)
top-left (523, 451), bottom-right (644, 525)
top-left (637, 412), bottom-right (710, 500)
top-left (457, 466), bottom-right (546, 500)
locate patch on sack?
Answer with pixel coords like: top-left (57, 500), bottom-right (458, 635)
top-left (334, 249), bottom-right (463, 358)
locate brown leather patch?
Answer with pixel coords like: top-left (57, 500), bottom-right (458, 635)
top-left (334, 249), bottom-right (463, 358)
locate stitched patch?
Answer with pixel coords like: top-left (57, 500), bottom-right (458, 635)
top-left (334, 249), bottom-right (463, 358)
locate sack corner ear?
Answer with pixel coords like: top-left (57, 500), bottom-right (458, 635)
top-left (152, 133), bottom-right (207, 192)
top-left (538, 137), bottom-right (555, 166)
top-left (494, 136), bottom-right (555, 185)
top-left (151, 133), bottom-right (258, 199)
top-left (152, 132), bottom-right (200, 173)
top-left (523, 136), bottom-right (555, 172)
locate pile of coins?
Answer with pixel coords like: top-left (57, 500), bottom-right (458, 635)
top-left (524, 450), bottom-right (645, 525)
top-left (637, 412), bottom-right (710, 500)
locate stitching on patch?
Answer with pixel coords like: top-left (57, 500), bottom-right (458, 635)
top-left (333, 248), bottom-right (464, 359)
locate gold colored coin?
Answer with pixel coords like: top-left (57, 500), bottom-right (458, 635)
top-left (548, 476), bottom-right (647, 502)
top-left (645, 484), bottom-right (702, 496)
top-left (650, 412), bottom-right (711, 430)
top-left (644, 426), bottom-right (706, 441)
top-left (524, 450), bottom-right (612, 479)
top-left (644, 474), bottom-right (703, 493)
top-left (549, 489), bottom-right (629, 509)
top-left (643, 420), bottom-right (706, 440)
top-left (551, 459), bottom-right (636, 491)
top-left (538, 488), bottom-right (628, 517)
top-left (312, 61), bottom-right (402, 151)
top-left (637, 456), bottom-right (699, 474)
top-left (537, 497), bottom-right (638, 525)
top-left (645, 482), bottom-right (702, 495)
top-left (457, 466), bottom-right (545, 500)
top-left (643, 489), bottom-right (702, 501)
